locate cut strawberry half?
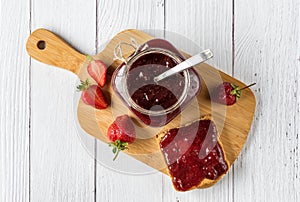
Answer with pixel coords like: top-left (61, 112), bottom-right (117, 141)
top-left (77, 79), bottom-right (108, 109)
top-left (86, 55), bottom-right (107, 87)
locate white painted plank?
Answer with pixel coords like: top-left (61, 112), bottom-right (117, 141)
top-left (96, 0), bottom-right (164, 201)
top-left (30, 0), bottom-right (96, 201)
top-left (234, 0), bottom-right (300, 201)
top-left (163, 0), bottom-right (233, 200)
top-left (96, 0), bottom-right (165, 50)
top-left (0, 1), bottom-right (30, 201)
top-left (165, 0), bottom-right (233, 75)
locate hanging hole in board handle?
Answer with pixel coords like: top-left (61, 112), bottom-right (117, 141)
top-left (37, 40), bottom-right (46, 50)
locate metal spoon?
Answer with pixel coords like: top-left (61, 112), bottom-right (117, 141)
top-left (153, 49), bottom-right (213, 82)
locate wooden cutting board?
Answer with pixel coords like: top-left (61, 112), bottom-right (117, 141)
top-left (26, 29), bottom-right (256, 189)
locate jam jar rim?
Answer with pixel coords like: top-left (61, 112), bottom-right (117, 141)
top-left (122, 47), bottom-right (191, 116)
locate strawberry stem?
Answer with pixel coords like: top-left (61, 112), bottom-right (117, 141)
top-left (86, 55), bottom-right (94, 62)
top-left (113, 149), bottom-right (121, 161)
top-left (240, 83), bottom-right (256, 91)
top-left (230, 83), bottom-right (242, 99)
top-left (108, 140), bottom-right (129, 161)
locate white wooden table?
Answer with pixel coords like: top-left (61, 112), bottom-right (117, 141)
top-left (1, 0), bottom-right (299, 201)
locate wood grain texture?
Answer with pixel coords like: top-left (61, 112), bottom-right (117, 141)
top-left (26, 29), bottom-right (86, 75)
top-left (30, 0), bottom-right (96, 201)
top-left (0, 1), bottom-right (30, 201)
top-left (233, 0), bottom-right (300, 201)
top-left (96, 1), bottom-right (164, 201)
top-left (53, 29), bottom-right (255, 190)
top-left (163, 0), bottom-right (234, 200)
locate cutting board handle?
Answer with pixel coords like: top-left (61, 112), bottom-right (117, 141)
top-left (26, 28), bottom-right (86, 75)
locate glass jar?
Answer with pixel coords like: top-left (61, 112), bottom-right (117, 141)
top-left (112, 38), bottom-right (201, 127)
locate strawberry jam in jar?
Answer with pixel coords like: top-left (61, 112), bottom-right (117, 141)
top-left (112, 39), bottom-right (201, 127)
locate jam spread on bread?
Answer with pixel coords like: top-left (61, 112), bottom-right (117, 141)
top-left (160, 120), bottom-right (228, 191)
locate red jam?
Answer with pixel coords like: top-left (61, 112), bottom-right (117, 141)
top-left (112, 39), bottom-right (201, 127)
top-left (160, 120), bottom-right (228, 191)
top-left (127, 53), bottom-right (185, 111)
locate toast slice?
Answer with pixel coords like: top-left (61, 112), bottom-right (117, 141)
top-left (157, 115), bottom-right (229, 191)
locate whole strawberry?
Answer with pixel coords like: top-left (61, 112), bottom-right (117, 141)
top-left (86, 55), bottom-right (107, 87)
top-left (211, 82), bottom-right (240, 105)
top-left (107, 115), bottom-right (136, 161)
top-left (211, 82), bottom-right (255, 105)
top-left (77, 79), bottom-right (108, 109)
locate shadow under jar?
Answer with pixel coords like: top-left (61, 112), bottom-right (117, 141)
top-left (112, 39), bottom-right (201, 127)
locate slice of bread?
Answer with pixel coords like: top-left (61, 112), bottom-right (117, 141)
top-left (157, 114), bottom-right (229, 191)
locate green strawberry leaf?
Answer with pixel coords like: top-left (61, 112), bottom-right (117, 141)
top-left (76, 79), bottom-right (90, 91)
top-left (230, 83), bottom-right (241, 100)
top-left (108, 140), bottom-right (129, 161)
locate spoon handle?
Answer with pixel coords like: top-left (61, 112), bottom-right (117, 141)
top-left (154, 49), bottom-right (213, 82)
